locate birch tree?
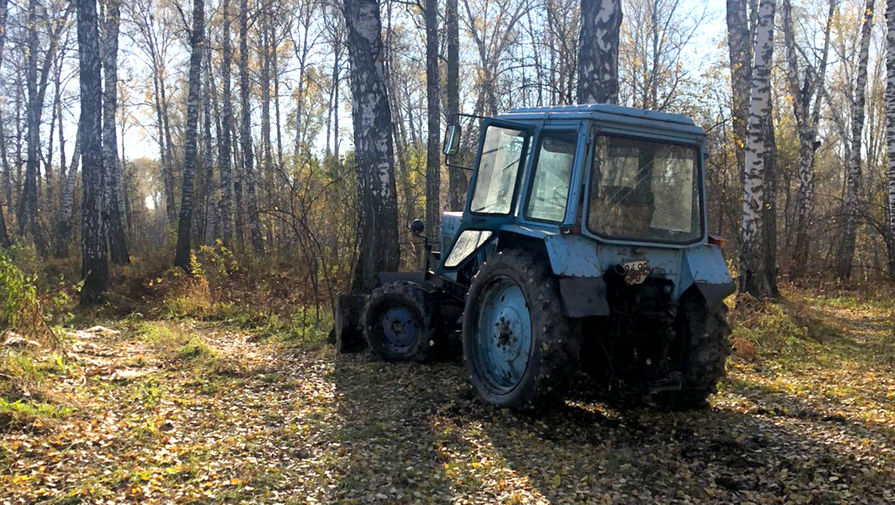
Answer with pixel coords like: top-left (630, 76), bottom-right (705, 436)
top-left (0, 0), bottom-right (9, 249)
top-left (240, 0), bottom-right (264, 252)
top-left (740, 0), bottom-right (776, 297)
top-left (55, 125), bottom-right (81, 257)
top-left (218, 0), bottom-right (234, 246)
top-left (577, 0), bottom-right (622, 104)
top-left (835, 0), bottom-right (875, 279)
top-left (77, 0), bottom-right (108, 304)
top-left (783, 0), bottom-right (834, 277)
top-left (886, 0), bottom-right (895, 277)
top-left (445, 0), bottom-right (464, 210)
top-left (726, 0), bottom-right (752, 174)
top-left (102, 0), bottom-right (129, 264)
top-left (343, 0), bottom-right (400, 292)
top-left (18, 0), bottom-right (71, 254)
top-left (174, 0), bottom-right (205, 269)
top-left (425, 0), bottom-right (440, 238)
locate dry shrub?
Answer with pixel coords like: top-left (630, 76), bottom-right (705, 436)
top-left (0, 253), bottom-right (56, 349)
top-left (730, 336), bottom-right (757, 361)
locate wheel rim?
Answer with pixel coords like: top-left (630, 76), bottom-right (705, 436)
top-left (474, 277), bottom-right (532, 393)
top-left (379, 305), bottom-right (419, 351)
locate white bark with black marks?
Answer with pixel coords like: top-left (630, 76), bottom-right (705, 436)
top-left (739, 0), bottom-right (776, 297)
top-left (77, 0), bottom-right (108, 304)
top-left (343, 0), bottom-right (400, 292)
top-left (56, 125), bottom-right (81, 257)
top-left (577, 0), bottom-right (622, 104)
top-left (836, 0), bottom-right (874, 279)
top-left (174, 0), bottom-right (205, 269)
top-left (886, 0), bottom-right (895, 276)
top-left (101, 0), bottom-right (128, 264)
top-left (425, 0), bottom-right (440, 239)
top-left (240, 0), bottom-right (264, 253)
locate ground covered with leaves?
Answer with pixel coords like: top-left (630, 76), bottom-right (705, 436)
top-left (1, 285), bottom-right (893, 504)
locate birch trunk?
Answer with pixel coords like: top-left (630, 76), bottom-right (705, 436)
top-left (446, 0), bottom-right (465, 211)
top-left (102, 0), bottom-right (128, 264)
top-left (240, 0), bottom-right (264, 252)
top-left (202, 55), bottom-right (216, 245)
top-left (835, 0), bottom-right (875, 279)
top-left (886, 0), bottom-right (895, 276)
top-left (739, 0), bottom-right (776, 297)
top-left (18, 0), bottom-right (48, 254)
top-left (425, 0), bottom-right (440, 239)
top-left (0, 0), bottom-right (9, 248)
top-left (55, 124), bottom-right (80, 257)
top-left (786, 0), bottom-right (834, 277)
top-left (343, 0), bottom-right (400, 292)
top-left (218, 0), bottom-right (234, 247)
top-left (77, 0), bottom-right (107, 304)
top-left (726, 0), bottom-right (752, 178)
top-left (577, 0), bottom-right (622, 104)
top-left (174, 0), bottom-right (205, 269)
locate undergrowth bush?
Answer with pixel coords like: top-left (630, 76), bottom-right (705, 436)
top-left (0, 252), bottom-right (54, 346)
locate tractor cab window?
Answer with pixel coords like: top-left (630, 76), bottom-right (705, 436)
top-left (588, 136), bottom-right (702, 243)
top-left (470, 125), bottom-right (529, 215)
top-left (525, 132), bottom-right (576, 222)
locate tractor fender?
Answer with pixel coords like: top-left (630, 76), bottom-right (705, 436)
top-left (542, 235), bottom-right (609, 317)
top-left (680, 245), bottom-right (735, 310)
top-left (558, 277), bottom-right (610, 317)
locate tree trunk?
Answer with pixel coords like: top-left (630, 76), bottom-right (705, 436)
top-left (0, 0), bottom-right (9, 248)
top-left (343, 0), bottom-right (400, 292)
top-left (739, 0), bottom-right (776, 298)
top-left (77, 0), bottom-right (107, 304)
top-left (425, 0), bottom-right (440, 240)
top-left (787, 0), bottom-right (834, 278)
top-left (577, 0), bottom-right (622, 104)
top-left (202, 54), bottom-right (216, 245)
top-left (726, 0), bottom-right (752, 179)
top-left (835, 0), bottom-right (875, 279)
top-left (218, 0), bottom-right (234, 247)
top-left (55, 124), bottom-right (80, 257)
top-left (446, 0), bottom-right (465, 211)
top-left (102, 0), bottom-right (128, 264)
top-left (886, 0), bottom-right (895, 277)
top-left (240, 0), bottom-right (264, 253)
top-left (174, 0), bottom-right (205, 269)
top-left (18, 0), bottom-right (48, 255)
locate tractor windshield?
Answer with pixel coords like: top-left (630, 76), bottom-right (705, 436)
top-left (587, 136), bottom-right (702, 244)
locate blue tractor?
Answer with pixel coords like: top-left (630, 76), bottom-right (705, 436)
top-left (335, 104), bottom-right (735, 410)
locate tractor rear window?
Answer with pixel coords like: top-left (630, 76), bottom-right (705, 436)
top-left (587, 136), bottom-right (702, 244)
top-left (470, 126), bottom-right (528, 215)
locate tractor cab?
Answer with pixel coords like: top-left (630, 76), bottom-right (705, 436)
top-left (338, 104), bottom-right (735, 411)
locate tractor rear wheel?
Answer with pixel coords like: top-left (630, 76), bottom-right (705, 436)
top-left (650, 293), bottom-right (731, 409)
top-left (462, 249), bottom-right (576, 410)
top-left (362, 282), bottom-right (439, 362)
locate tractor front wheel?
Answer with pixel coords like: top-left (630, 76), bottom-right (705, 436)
top-left (362, 282), bottom-right (439, 362)
top-left (462, 249), bottom-right (576, 410)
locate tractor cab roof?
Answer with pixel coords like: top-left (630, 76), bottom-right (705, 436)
top-left (496, 104), bottom-right (706, 142)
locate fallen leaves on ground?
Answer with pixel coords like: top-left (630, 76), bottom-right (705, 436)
top-left (1, 287), bottom-right (893, 504)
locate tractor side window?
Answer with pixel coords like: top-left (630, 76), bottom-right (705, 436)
top-left (525, 132), bottom-right (576, 222)
top-left (470, 126), bottom-right (528, 214)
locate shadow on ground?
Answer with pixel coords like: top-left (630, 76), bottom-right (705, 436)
top-left (327, 350), bottom-right (894, 504)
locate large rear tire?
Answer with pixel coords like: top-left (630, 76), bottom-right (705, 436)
top-left (650, 294), bottom-right (731, 409)
top-left (362, 282), bottom-right (439, 362)
top-left (462, 249), bottom-right (576, 410)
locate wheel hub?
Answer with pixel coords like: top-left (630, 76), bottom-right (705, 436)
top-left (380, 306), bottom-right (418, 350)
top-left (475, 279), bottom-right (532, 392)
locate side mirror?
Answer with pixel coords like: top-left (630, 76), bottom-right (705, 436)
top-left (443, 123), bottom-right (461, 156)
top-left (410, 219), bottom-right (425, 236)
